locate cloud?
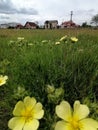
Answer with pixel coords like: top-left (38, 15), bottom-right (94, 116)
top-left (0, 0), bottom-right (38, 15)
top-left (16, 8), bottom-right (38, 15)
top-left (75, 9), bottom-right (97, 16)
top-left (0, 15), bottom-right (10, 19)
top-left (0, 0), bottom-right (16, 14)
top-left (0, 0), bottom-right (98, 25)
top-left (73, 9), bottom-right (98, 24)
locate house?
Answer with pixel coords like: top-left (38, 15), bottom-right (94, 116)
top-left (44, 20), bottom-right (58, 29)
top-left (0, 22), bottom-right (20, 29)
top-left (0, 24), bottom-right (9, 29)
top-left (16, 24), bottom-right (24, 29)
top-left (61, 20), bottom-right (79, 28)
top-left (7, 22), bottom-right (21, 29)
top-left (24, 22), bottom-right (39, 29)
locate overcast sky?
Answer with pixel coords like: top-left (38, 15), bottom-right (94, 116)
top-left (0, 0), bottom-right (98, 25)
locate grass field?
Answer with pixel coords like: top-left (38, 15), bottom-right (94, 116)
top-left (0, 28), bottom-right (98, 130)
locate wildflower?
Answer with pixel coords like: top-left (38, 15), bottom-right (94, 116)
top-left (0, 75), bottom-right (8, 86)
top-left (59, 35), bottom-right (67, 42)
top-left (13, 86), bottom-right (28, 99)
top-left (71, 37), bottom-right (78, 43)
top-left (8, 40), bottom-right (14, 46)
top-left (41, 40), bottom-right (48, 43)
top-left (55, 41), bottom-right (61, 45)
top-left (17, 37), bottom-right (24, 41)
top-left (8, 96), bottom-right (44, 130)
top-left (54, 88), bottom-right (64, 98)
top-left (28, 43), bottom-right (33, 46)
top-left (46, 84), bottom-right (55, 94)
top-left (55, 100), bottom-right (98, 130)
top-left (78, 49), bottom-right (84, 52)
top-left (47, 87), bottom-right (64, 103)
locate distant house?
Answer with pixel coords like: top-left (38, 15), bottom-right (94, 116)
top-left (16, 24), bottom-right (24, 29)
top-left (44, 20), bottom-right (58, 29)
top-left (0, 24), bottom-right (9, 29)
top-left (0, 22), bottom-right (20, 29)
top-left (24, 22), bottom-right (39, 29)
top-left (8, 22), bottom-right (20, 29)
top-left (61, 21), bottom-right (79, 28)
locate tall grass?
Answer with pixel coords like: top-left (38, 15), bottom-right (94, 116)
top-left (0, 28), bottom-right (98, 130)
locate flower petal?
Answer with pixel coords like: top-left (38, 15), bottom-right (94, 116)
top-left (13, 101), bottom-right (25, 116)
top-left (0, 81), bottom-right (6, 86)
top-left (55, 121), bottom-right (73, 130)
top-left (33, 102), bottom-right (44, 119)
top-left (56, 101), bottom-right (72, 121)
top-left (24, 119), bottom-right (39, 130)
top-left (0, 75), bottom-right (8, 86)
top-left (33, 110), bottom-right (44, 119)
top-left (79, 118), bottom-right (98, 130)
top-left (73, 100), bottom-right (89, 120)
top-left (4, 75), bottom-right (8, 80)
top-left (8, 117), bottom-right (25, 130)
top-left (24, 96), bottom-right (36, 110)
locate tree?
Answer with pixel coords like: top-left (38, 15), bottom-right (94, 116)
top-left (81, 22), bottom-right (91, 28)
top-left (91, 14), bottom-right (98, 26)
top-left (81, 22), bottom-right (87, 27)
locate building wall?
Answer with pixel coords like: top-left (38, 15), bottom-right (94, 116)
top-left (45, 21), bottom-right (58, 29)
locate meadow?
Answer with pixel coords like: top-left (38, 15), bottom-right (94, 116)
top-left (0, 28), bottom-right (98, 130)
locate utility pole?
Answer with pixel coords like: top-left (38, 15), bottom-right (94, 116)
top-left (70, 11), bottom-right (73, 22)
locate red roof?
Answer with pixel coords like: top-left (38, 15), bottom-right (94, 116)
top-left (16, 24), bottom-right (23, 28)
top-left (61, 21), bottom-right (76, 27)
top-left (24, 22), bottom-right (37, 27)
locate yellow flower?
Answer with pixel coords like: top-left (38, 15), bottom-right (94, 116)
top-left (71, 37), bottom-right (78, 42)
top-left (8, 96), bottom-right (44, 130)
top-left (17, 37), bottom-right (24, 40)
top-left (59, 35), bottom-right (67, 42)
top-left (55, 41), bottom-right (61, 45)
top-left (41, 40), bottom-right (48, 43)
top-left (55, 100), bottom-right (98, 130)
top-left (0, 75), bottom-right (8, 86)
top-left (28, 43), bottom-right (33, 46)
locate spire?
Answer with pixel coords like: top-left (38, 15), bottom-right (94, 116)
top-left (70, 11), bottom-right (73, 22)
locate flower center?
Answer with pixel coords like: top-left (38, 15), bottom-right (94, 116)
top-left (0, 79), bottom-right (3, 83)
top-left (21, 108), bottom-right (33, 122)
top-left (70, 118), bottom-right (79, 130)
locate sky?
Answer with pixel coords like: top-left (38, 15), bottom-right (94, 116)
top-left (0, 0), bottom-right (98, 25)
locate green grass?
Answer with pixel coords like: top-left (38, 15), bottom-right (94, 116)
top-left (0, 28), bottom-right (98, 130)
